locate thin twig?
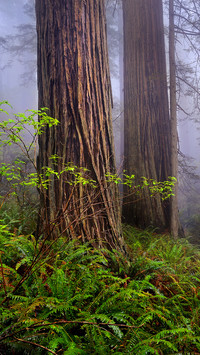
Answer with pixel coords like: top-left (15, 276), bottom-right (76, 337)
top-left (0, 252), bottom-right (7, 297)
top-left (13, 337), bottom-right (57, 355)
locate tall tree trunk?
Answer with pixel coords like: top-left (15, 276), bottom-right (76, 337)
top-left (169, 0), bottom-right (179, 238)
top-left (35, 0), bottom-right (124, 251)
top-left (119, 3), bottom-right (124, 171)
top-left (123, 0), bottom-right (172, 230)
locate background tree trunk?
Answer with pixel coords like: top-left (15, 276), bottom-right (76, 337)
top-left (169, 0), bottom-right (179, 238)
top-left (123, 0), bottom-right (172, 231)
top-left (35, 0), bottom-right (124, 251)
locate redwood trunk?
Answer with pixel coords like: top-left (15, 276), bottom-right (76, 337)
top-left (123, 0), bottom-right (171, 230)
top-left (35, 0), bottom-right (123, 250)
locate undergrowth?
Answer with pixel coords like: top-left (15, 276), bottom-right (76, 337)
top-left (0, 223), bottom-right (200, 354)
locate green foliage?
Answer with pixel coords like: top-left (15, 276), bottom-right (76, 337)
top-left (0, 101), bottom-right (59, 144)
top-left (0, 100), bottom-right (176, 198)
top-left (1, 223), bottom-right (200, 353)
top-left (105, 172), bottom-right (176, 201)
top-left (0, 102), bottom-right (98, 194)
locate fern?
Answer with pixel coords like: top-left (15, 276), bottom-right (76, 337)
top-left (63, 342), bottom-right (87, 354)
top-left (1, 223), bottom-right (200, 353)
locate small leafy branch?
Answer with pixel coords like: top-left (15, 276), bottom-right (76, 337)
top-left (0, 101), bottom-right (58, 200)
top-left (105, 172), bottom-right (176, 201)
top-left (0, 101), bottom-right (59, 166)
top-left (0, 100), bottom-right (176, 206)
top-left (0, 102), bottom-right (96, 196)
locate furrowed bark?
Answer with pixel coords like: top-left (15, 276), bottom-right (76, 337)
top-left (123, 0), bottom-right (172, 230)
top-left (35, 0), bottom-right (124, 251)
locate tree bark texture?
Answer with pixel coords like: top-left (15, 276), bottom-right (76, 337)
top-left (123, 0), bottom-right (172, 230)
top-left (35, 0), bottom-right (124, 250)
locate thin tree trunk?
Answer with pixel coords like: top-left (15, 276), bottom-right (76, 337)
top-left (123, 0), bottom-right (171, 231)
top-left (119, 3), bottom-right (124, 173)
top-left (35, 0), bottom-right (124, 251)
top-left (169, 0), bottom-right (179, 238)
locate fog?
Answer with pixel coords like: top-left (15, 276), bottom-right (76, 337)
top-left (0, 0), bottom-right (200, 239)
top-left (0, 0), bottom-right (37, 113)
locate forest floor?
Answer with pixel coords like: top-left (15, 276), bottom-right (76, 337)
top-left (1, 223), bottom-right (200, 354)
